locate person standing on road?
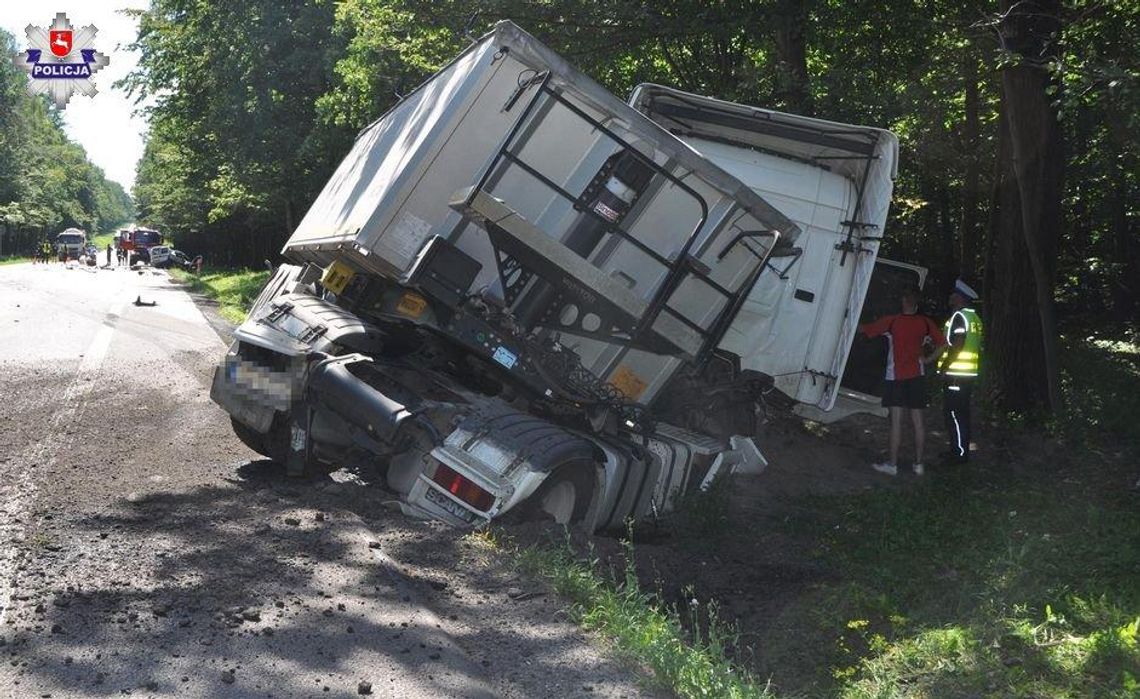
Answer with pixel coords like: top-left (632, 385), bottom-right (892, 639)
top-left (859, 286), bottom-right (948, 477)
top-left (938, 279), bottom-right (984, 463)
top-left (106, 243), bottom-right (113, 266)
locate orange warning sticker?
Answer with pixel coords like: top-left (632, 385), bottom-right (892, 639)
top-left (395, 292), bottom-right (428, 318)
top-left (609, 365), bottom-right (647, 400)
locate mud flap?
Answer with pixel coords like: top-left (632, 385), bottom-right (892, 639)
top-left (283, 409), bottom-right (315, 477)
top-left (700, 435), bottom-right (767, 490)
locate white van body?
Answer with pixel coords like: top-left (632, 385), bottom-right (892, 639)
top-left (629, 86), bottom-right (899, 413)
top-left (283, 22), bottom-right (801, 410)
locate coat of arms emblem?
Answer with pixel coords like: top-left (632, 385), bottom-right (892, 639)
top-left (13, 13), bottom-right (109, 108)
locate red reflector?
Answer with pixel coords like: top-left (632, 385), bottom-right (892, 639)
top-left (431, 463), bottom-right (495, 512)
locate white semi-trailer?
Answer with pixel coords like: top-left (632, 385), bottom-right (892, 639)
top-left (210, 22), bottom-right (899, 531)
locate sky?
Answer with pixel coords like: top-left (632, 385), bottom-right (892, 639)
top-left (2, 2), bottom-right (148, 191)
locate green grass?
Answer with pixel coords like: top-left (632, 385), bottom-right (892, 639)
top-left (488, 332), bottom-right (1140, 698)
top-left (170, 268), bottom-right (270, 324)
top-left (1054, 335), bottom-right (1140, 446)
top-left (492, 530), bottom-right (772, 698)
top-left (89, 231), bottom-right (116, 249)
top-left (776, 462), bottom-right (1140, 698)
top-left (753, 333), bottom-right (1140, 698)
top-left (0, 255), bottom-right (31, 265)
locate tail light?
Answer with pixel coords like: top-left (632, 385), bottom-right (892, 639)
top-left (431, 463), bottom-right (495, 512)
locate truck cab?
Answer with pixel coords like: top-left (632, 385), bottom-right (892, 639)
top-left (120, 227), bottom-right (164, 265)
top-left (629, 85), bottom-right (899, 417)
top-left (55, 228), bottom-right (86, 260)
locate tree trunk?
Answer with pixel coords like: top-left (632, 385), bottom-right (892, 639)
top-left (998, 0), bottom-right (1065, 414)
top-left (772, 0), bottom-right (813, 115)
top-left (985, 107), bottom-right (1049, 411)
top-left (1105, 103), bottom-right (1137, 321)
top-left (959, 54), bottom-right (981, 276)
top-left (939, 181), bottom-right (957, 283)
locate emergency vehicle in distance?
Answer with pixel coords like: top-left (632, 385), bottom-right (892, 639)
top-left (55, 228), bottom-right (86, 260)
top-left (117, 227), bottom-right (165, 265)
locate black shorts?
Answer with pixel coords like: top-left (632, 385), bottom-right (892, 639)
top-left (882, 376), bottom-right (928, 409)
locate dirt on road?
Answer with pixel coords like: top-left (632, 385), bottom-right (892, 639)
top-left (0, 264), bottom-right (659, 698)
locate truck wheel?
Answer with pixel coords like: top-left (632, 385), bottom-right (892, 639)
top-left (231, 417), bottom-right (269, 457)
top-left (523, 464), bottom-right (595, 525)
top-left (230, 416), bottom-right (289, 463)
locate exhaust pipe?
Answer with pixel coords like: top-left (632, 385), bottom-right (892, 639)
top-left (306, 354), bottom-right (413, 442)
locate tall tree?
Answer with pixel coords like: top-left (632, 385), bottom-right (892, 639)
top-left (0, 29), bottom-right (134, 252)
top-left (996, 0), bottom-right (1066, 413)
top-left (124, 0), bottom-right (352, 264)
top-left (772, 0), bottom-right (813, 115)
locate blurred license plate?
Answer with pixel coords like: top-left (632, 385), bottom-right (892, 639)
top-left (425, 486), bottom-right (477, 524)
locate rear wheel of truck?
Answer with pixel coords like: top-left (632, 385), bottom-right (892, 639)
top-left (522, 464), bottom-right (595, 525)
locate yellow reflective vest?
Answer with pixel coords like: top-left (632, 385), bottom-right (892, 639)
top-left (940, 307), bottom-right (982, 378)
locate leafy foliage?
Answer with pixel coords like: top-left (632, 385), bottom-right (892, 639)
top-left (0, 30), bottom-right (134, 253)
top-left (124, 0), bottom-right (1138, 407)
top-left (124, 0), bottom-right (355, 265)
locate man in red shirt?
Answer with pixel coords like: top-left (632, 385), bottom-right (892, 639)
top-left (859, 286), bottom-right (948, 476)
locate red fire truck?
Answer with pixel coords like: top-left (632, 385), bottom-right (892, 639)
top-left (117, 227), bottom-right (164, 265)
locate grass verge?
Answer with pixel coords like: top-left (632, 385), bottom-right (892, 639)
top-left (170, 268), bottom-right (270, 324)
top-left (485, 334), bottom-right (1139, 698)
top-left (781, 460), bottom-right (1140, 698)
top-left (0, 255), bottom-right (31, 265)
top-left (478, 529), bottom-right (772, 699)
top-left (89, 232), bottom-right (116, 249)
top-left (756, 334), bottom-right (1140, 697)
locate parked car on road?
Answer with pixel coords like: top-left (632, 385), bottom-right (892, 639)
top-left (148, 245), bottom-right (171, 268)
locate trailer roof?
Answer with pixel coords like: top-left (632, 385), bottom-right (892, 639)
top-left (357, 20), bottom-right (801, 242)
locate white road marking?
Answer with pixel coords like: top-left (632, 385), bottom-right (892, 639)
top-left (0, 297), bottom-right (127, 627)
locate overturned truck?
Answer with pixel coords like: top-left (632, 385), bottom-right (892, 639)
top-left (211, 22), bottom-right (898, 532)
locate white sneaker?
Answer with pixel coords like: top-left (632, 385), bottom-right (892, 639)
top-left (913, 463), bottom-right (925, 476)
top-left (872, 462), bottom-right (898, 476)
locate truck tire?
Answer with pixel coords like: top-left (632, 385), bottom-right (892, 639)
top-left (230, 416), bottom-right (289, 463)
top-left (519, 462), bottom-right (595, 525)
top-left (230, 417), bottom-right (269, 457)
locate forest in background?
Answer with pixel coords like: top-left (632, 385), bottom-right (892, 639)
top-left (0, 32), bottom-right (135, 254)
top-left (114, 0), bottom-right (1137, 413)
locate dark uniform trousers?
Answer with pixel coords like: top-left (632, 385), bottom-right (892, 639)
top-left (943, 381), bottom-right (972, 461)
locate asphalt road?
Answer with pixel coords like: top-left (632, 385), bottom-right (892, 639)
top-left (0, 261), bottom-right (652, 698)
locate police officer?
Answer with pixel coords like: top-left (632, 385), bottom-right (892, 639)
top-left (939, 279), bottom-right (983, 463)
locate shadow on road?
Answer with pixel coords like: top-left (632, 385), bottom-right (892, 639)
top-left (6, 459), bottom-right (641, 697)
